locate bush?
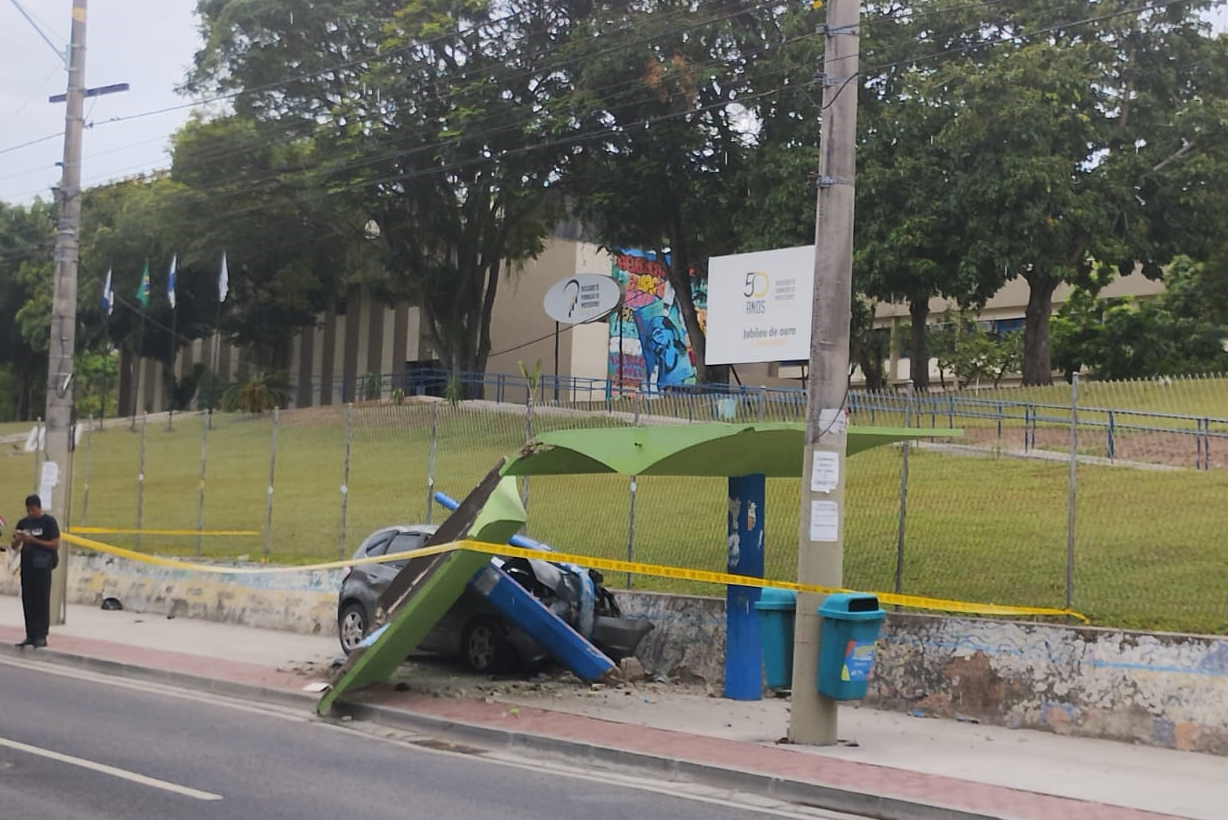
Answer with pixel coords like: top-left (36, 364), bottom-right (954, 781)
top-left (221, 372), bottom-right (290, 413)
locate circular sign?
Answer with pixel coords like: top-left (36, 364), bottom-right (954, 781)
top-left (543, 273), bottom-right (622, 325)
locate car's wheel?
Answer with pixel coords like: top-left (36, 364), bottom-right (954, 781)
top-left (338, 602), bottom-right (369, 655)
top-left (462, 617), bottom-right (514, 673)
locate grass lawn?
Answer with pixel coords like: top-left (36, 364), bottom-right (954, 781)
top-left (1, 397), bottom-right (1225, 636)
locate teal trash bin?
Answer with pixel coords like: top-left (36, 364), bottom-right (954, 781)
top-left (755, 588), bottom-right (797, 690)
top-left (816, 593), bottom-right (885, 700)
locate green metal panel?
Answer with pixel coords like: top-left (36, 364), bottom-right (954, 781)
top-left (318, 468), bottom-right (526, 714)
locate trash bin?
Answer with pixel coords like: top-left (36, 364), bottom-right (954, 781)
top-left (816, 593), bottom-right (885, 700)
top-left (755, 587), bottom-right (797, 690)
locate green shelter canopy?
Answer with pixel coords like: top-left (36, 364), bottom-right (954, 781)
top-left (503, 422), bottom-right (952, 478)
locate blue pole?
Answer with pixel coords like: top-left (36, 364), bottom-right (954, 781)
top-left (725, 473), bottom-right (765, 701)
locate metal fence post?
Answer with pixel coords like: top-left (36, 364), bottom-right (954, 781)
top-left (425, 402), bottom-right (438, 524)
top-left (80, 417), bottom-right (93, 526)
top-left (894, 381), bottom-right (914, 602)
top-left (521, 397), bottom-right (533, 514)
top-left (1107, 409), bottom-right (1116, 461)
top-left (338, 404), bottom-right (353, 559)
top-left (263, 408), bottom-right (279, 558)
top-left (1066, 375), bottom-right (1078, 612)
top-left (626, 476), bottom-right (637, 589)
top-left (135, 413), bottom-right (147, 551)
top-left (195, 410), bottom-right (210, 557)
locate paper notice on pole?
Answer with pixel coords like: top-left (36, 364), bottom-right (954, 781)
top-left (810, 452), bottom-right (839, 493)
top-left (818, 408), bottom-right (848, 436)
top-left (809, 499), bottom-right (839, 542)
top-left (38, 461), bottom-right (59, 509)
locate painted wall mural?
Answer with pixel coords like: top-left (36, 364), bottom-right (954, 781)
top-left (608, 250), bottom-right (707, 394)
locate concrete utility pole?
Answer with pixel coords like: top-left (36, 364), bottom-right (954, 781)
top-left (790, 0), bottom-right (861, 745)
top-left (43, 0), bottom-right (89, 626)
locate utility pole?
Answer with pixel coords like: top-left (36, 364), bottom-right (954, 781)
top-left (790, 0), bottom-right (861, 745)
top-left (43, 0), bottom-right (89, 626)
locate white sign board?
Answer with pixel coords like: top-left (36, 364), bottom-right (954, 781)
top-left (543, 273), bottom-right (622, 325)
top-left (704, 245), bottom-right (814, 364)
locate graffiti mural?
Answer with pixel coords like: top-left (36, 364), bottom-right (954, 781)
top-left (608, 250), bottom-right (707, 394)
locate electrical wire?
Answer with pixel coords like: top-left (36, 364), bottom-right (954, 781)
top-left (0, 0), bottom-right (1212, 265)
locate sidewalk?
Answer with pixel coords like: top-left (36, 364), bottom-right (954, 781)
top-left (2, 594), bottom-right (1223, 820)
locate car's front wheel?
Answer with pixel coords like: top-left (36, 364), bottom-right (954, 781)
top-left (338, 602), bottom-right (369, 655)
top-left (462, 617), bottom-right (514, 673)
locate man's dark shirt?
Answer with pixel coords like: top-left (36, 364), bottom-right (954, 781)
top-left (14, 513), bottom-right (59, 565)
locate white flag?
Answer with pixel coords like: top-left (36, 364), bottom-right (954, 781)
top-left (101, 268), bottom-right (114, 316)
top-left (218, 252), bottom-right (229, 303)
top-left (166, 254), bottom-right (178, 309)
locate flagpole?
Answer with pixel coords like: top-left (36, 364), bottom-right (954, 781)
top-left (101, 312), bottom-right (108, 430)
top-left (211, 252), bottom-right (228, 420)
top-left (131, 260), bottom-right (150, 432)
top-left (100, 268), bottom-right (113, 430)
top-left (132, 309), bottom-right (144, 432)
top-left (167, 307), bottom-right (177, 431)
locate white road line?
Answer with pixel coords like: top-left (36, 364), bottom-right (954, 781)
top-left (0, 736), bottom-right (223, 801)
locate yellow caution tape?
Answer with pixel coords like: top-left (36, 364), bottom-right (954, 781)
top-left (61, 532), bottom-right (456, 574)
top-left (60, 531), bottom-right (1087, 623)
top-left (451, 540), bottom-right (1089, 623)
top-left (72, 527), bottom-right (263, 537)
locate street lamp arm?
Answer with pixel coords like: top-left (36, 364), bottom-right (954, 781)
top-left (7, 0), bottom-right (69, 67)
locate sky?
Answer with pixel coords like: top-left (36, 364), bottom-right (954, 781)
top-left (2, 1), bottom-right (1227, 207)
top-left (0, 0), bottom-right (202, 205)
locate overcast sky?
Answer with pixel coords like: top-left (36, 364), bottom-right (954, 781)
top-left (2, 2), bottom-right (1227, 207)
top-left (0, 0), bottom-right (201, 205)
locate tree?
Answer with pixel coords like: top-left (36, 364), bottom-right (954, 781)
top-left (930, 308), bottom-right (1023, 389)
top-left (166, 115), bottom-right (360, 371)
top-left (853, 0), bottom-right (1005, 391)
top-left (0, 200), bottom-right (55, 420)
top-left (1051, 255), bottom-right (1228, 380)
top-left (188, 0), bottom-right (577, 384)
top-left (935, 1), bottom-right (1228, 384)
top-left (77, 176), bottom-right (208, 410)
top-left (561, 0), bottom-right (789, 385)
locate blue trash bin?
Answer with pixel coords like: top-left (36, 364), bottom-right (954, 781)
top-left (816, 593), bottom-right (885, 700)
top-left (755, 587), bottom-right (797, 690)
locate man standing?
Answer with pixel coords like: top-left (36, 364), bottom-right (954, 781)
top-left (7, 495), bottom-right (60, 648)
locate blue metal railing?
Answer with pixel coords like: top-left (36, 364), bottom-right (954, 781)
top-left (291, 368), bottom-right (1228, 468)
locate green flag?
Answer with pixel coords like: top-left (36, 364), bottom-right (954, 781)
top-left (136, 260), bottom-right (150, 308)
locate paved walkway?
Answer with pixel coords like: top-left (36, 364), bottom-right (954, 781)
top-left (1, 595), bottom-right (1223, 820)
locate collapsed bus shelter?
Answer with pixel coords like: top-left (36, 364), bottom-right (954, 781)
top-left (319, 421), bottom-right (941, 713)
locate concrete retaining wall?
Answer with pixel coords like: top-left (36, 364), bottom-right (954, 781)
top-left (6, 554), bottom-right (1225, 754)
top-left (869, 614), bottom-right (1228, 755)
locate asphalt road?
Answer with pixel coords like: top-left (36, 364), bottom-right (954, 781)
top-left (0, 658), bottom-right (861, 820)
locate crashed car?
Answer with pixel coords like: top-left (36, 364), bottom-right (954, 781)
top-left (337, 524), bottom-right (652, 673)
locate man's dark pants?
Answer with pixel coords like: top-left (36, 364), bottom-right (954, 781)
top-left (21, 565), bottom-right (52, 641)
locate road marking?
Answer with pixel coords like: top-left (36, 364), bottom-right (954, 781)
top-left (0, 735), bottom-right (223, 801)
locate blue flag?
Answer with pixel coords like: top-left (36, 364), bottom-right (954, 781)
top-left (101, 268), bottom-right (114, 316)
top-left (167, 254), bottom-right (177, 309)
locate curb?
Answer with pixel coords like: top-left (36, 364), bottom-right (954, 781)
top-left (4, 642), bottom-right (1002, 820)
top-left (0, 644), bottom-right (318, 712)
top-left (333, 698), bottom-right (1003, 820)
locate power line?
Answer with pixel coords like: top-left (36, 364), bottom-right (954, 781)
top-left (0, 0), bottom-right (1212, 260)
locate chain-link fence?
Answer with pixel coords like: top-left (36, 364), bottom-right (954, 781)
top-left (4, 372), bottom-right (1225, 634)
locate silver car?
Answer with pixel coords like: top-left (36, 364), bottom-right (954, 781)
top-left (336, 525), bottom-right (652, 674)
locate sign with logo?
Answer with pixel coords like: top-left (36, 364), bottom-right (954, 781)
top-left (543, 273), bottom-right (622, 325)
top-left (705, 245), bottom-right (814, 364)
